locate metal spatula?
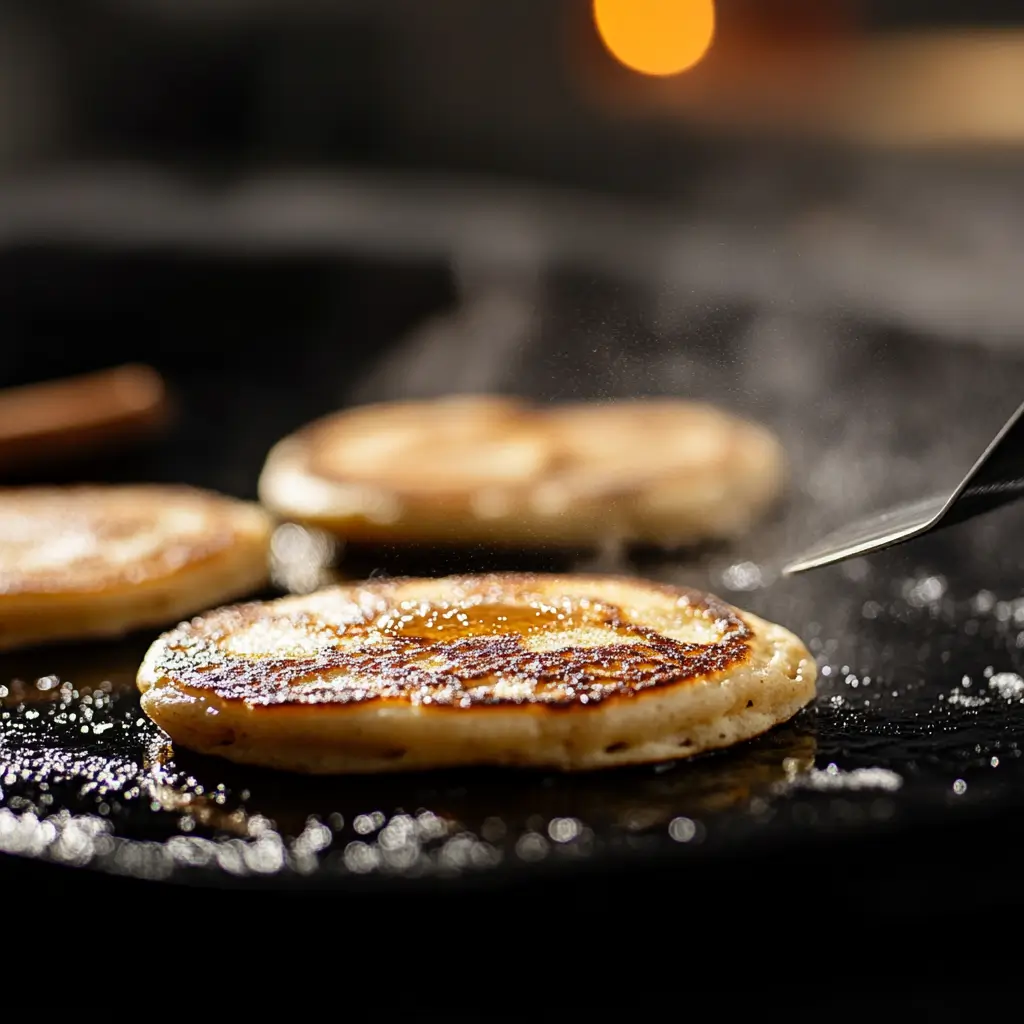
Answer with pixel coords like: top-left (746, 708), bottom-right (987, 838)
top-left (782, 398), bottom-right (1024, 575)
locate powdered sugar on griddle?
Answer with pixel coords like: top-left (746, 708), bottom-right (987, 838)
top-left (779, 761), bottom-right (903, 794)
top-left (989, 672), bottom-right (1024, 701)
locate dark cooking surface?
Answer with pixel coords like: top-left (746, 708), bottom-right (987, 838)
top-left (3, 245), bottom-right (1024, 927)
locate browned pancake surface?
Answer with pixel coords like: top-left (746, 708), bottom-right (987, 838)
top-left (302, 397), bottom-right (758, 498)
top-left (144, 573), bottom-right (753, 709)
top-left (0, 485), bottom-right (243, 596)
top-left (307, 396), bottom-right (545, 495)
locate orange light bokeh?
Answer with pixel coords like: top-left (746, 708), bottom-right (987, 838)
top-left (593, 0), bottom-right (715, 77)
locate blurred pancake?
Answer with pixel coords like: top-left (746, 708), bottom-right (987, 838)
top-left (257, 396), bottom-right (785, 548)
top-left (137, 572), bottom-right (815, 774)
top-left (0, 485), bottom-right (272, 651)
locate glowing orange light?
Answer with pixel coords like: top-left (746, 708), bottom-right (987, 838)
top-left (593, 0), bottom-right (715, 77)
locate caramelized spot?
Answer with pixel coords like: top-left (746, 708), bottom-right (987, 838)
top-left (376, 602), bottom-right (580, 641)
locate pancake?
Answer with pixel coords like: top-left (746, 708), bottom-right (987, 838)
top-left (0, 485), bottom-right (272, 651)
top-left (137, 573), bottom-right (815, 774)
top-left (256, 395), bottom-right (785, 548)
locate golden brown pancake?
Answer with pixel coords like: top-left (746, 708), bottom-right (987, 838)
top-left (137, 573), bottom-right (815, 774)
top-left (0, 485), bottom-right (272, 651)
top-left (256, 395), bottom-right (785, 548)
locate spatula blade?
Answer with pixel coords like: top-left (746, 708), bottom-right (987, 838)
top-left (781, 493), bottom-right (947, 575)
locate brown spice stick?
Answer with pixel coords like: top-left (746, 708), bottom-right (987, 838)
top-left (0, 363), bottom-right (170, 472)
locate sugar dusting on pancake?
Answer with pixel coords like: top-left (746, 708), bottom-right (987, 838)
top-left (0, 486), bottom-right (238, 595)
top-left (142, 574), bottom-right (750, 708)
top-left (0, 485), bottom-right (272, 651)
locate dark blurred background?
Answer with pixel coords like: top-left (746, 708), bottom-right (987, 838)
top-left (2, 0), bottom-right (1024, 506)
top-left (2, 1), bottom-right (1024, 185)
top-left (0, 1), bottom-right (1020, 180)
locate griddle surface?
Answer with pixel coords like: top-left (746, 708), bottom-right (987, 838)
top-left (3, 251), bottom-right (1024, 920)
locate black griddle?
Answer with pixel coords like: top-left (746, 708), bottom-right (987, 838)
top-left (3, 178), bottom-right (1024, 988)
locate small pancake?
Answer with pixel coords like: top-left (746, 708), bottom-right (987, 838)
top-left (137, 573), bottom-right (815, 774)
top-left (0, 485), bottom-right (272, 651)
top-left (257, 396), bottom-right (785, 548)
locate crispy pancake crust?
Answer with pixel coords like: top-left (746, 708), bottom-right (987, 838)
top-left (257, 396), bottom-right (785, 547)
top-left (0, 485), bottom-right (272, 651)
top-left (138, 573), bottom-right (816, 773)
